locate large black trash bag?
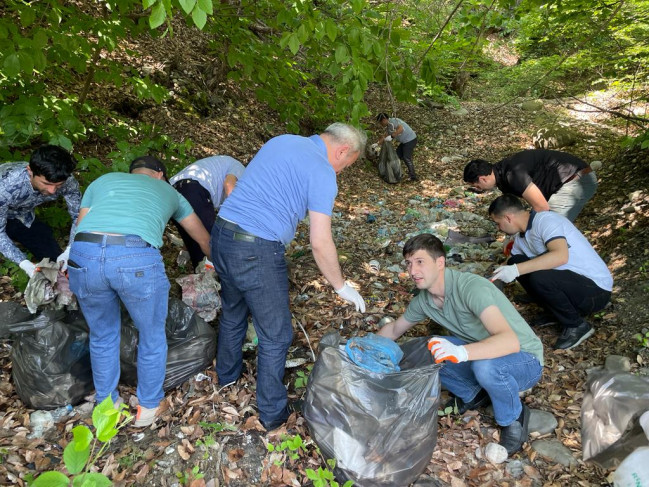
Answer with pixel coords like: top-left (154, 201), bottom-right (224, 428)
top-left (303, 336), bottom-right (441, 486)
top-left (120, 298), bottom-right (216, 390)
top-left (377, 141), bottom-right (402, 184)
top-left (0, 303), bottom-right (93, 409)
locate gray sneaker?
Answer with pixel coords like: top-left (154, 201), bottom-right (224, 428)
top-left (554, 321), bottom-right (594, 350)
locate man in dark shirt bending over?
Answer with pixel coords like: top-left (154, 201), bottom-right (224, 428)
top-left (463, 149), bottom-right (597, 222)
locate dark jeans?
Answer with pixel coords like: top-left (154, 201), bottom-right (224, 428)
top-left (211, 219), bottom-right (292, 426)
top-left (173, 179), bottom-right (215, 268)
top-left (397, 137), bottom-right (418, 179)
top-left (508, 254), bottom-right (611, 328)
top-left (6, 217), bottom-right (61, 261)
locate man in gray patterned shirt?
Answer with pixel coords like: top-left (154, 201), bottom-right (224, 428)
top-left (0, 145), bottom-right (81, 277)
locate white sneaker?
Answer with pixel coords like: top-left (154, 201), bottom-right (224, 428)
top-left (133, 405), bottom-right (158, 427)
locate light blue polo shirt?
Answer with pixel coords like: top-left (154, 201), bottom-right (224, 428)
top-left (218, 134), bottom-right (337, 245)
top-left (76, 172), bottom-right (193, 248)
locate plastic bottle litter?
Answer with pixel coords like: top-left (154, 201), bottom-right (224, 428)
top-left (51, 404), bottom-right (74, 420)
top-left (369, 260), bottom-right (380, 272)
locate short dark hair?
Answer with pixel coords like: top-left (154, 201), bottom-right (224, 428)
top-left (488, 194), bottom-right (526, 217)
top-left (29, 145), bottom-right (76, 183)
top-left (403, 234), bottom-right (446, 260)
top-left (129, 155), bottom-right (167, 178)
top-left (375, 112), bottom-right (389, 122)
top-left (463, 159), bottom-right (493, 183)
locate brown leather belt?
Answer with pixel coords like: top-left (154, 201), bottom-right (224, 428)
top-left (564, 166), bottom-right (593, 184)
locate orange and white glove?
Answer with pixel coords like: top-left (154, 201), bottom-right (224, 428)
top-left (428, 337), bottom-right (468, 364)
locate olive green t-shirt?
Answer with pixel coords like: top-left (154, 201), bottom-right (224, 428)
top-left (403, 268), bottom-right (544, 365)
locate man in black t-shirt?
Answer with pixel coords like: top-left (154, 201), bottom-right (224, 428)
top-left (463, 149), bottom-right (597, 222)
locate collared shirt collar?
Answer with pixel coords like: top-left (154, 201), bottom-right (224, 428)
top-left (522, 210), bottom-right (536, 238)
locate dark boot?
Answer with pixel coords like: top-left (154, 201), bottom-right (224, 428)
top-left (499, 405), bottom-right (530, 455)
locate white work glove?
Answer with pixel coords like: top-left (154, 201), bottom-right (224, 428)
top-left (335, 282), bottom-right (366, 313)
top-left (57, 246), bottom-right (71, 272)
top-left (19, 260), bottom-right (37, 278)
top-left (384, 135), bottom-right (392, 142)
top-left (428, 337), bottom-right (468, 364)
top-left (490, 264), bottom-right (520, 284)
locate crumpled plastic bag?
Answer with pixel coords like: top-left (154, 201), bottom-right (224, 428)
top-left (24, 258), bottom-right (77, 313)
top-left (0, 302), bottom-right (93, 409)
top-left (345, 333), bottom-right (403, 373)
top-left (120, 298), bottom-right (216, 390)
top-left (378, 141), bottom-right (402, 184)
top-left (582, 369), bottom-right (649, 468)
top-left (175, 267), bottom-right (221, 322)
top-left (304, 335), bottom-right (441, 486)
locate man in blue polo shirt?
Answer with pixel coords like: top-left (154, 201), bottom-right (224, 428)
top-left (489, 194), bottom-right (612, 350)
top-left (212, 123), bottom-right (367, 431)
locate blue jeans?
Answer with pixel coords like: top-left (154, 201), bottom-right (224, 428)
top-left (211, 220), bottom-right (292, 426)
top-left (548, 171), bottom-right (597, 222)
top-left (440, 336), bottom-right (542, 426)
top-left (67, 236), bottom-right (170, 409)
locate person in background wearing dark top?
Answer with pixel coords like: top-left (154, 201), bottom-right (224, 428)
top-left (489, 194), bottom-right (612, 350)
top-left (463, 149), bottom-right (597, 222)
top-left (0, 145), bottom-right (80, 277)
top-left (376, 112), bottom-right (418, 181)
top-left (170, 155), bottom-right (245, 268)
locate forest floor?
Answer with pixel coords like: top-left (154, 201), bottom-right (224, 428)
top-left (1, 24), bottom-right (649, 487)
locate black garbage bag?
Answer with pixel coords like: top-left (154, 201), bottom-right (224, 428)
top-left (377, 141), bottom-right (402, 184)
top-left (120, 298), bottom-right (216, 390)
top-left (0, 302), bottom-right (93, 409)
top-left (303, 336), bottom-right (441, 486)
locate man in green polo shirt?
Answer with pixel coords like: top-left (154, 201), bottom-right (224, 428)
top-left (378, 234), bottom-right (544, 456)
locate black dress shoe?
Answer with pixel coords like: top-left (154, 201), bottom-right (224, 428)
top-left (261, 415), bottom-right (288, 431)
top-left (554, 321), bottom-right (594, 350)
top-left (444, 388), bottom-right (492, 415)
top-left (499, 405), bottom-right (530, 455)
top-left (528, 312), bottom-right (559, 328)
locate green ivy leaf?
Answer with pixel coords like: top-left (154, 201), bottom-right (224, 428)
top-left (18, 51), bottom-right (34, 76)
top-left (0, 23), bottom-right (8, 39)
top-left (63, 439), bottom-right (90, 474)
top-left (3, 53), bottom-right (20, 77)
top-left (20, 7), bottom-right (36, 27)
top-left (192, 7), bottom-right (207, 30)
top-left (33, 30), bottom-right (49, 50)
top-left (71, 424), bottom-right (94, 451)
top-left (72, 473), bottom-right (113, 487)
top-left (350, 0), bottom-right (364, 14)
top-left (197, 0), bottom-right (213, 16)
top-left (325, 19), bottom-right (337, 42)
top-left (149, 2), bottom-right (166, 29)
top-left (31, 471), bottom-right (70, 487)
top-left (352, 83), bottom-right (363, 102)
top-left (178, 0), bottom-right (196, 15)
top-left (142, 0), bottom-right (156, 8)
top-left (49, 134), bottom-right (73, 151)
top-left (335, 44), bottom-right (349, 64)
top-left (288, 33), bottom-right (300, 55)
top-left (93, 397), bottom-right (120, 443)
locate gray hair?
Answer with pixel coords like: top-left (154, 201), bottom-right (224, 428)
top-left (323, 122), bottom-right (367, 154)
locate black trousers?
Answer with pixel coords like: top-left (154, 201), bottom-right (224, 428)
top-left (173, 179), bottom-right (215, 268)
top-left (508, 254), bottom-right (611, 328)
top-left (397, 137), bottom-right (418, 179)
top-left (6, 217), bottom-right (62, 262)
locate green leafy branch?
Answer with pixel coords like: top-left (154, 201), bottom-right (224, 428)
top-left (30, 397), bottom-right (132, 487)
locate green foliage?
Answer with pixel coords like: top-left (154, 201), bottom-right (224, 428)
top-left (267, 434), bottom-right (305, 461)
top-left (294, 365), bottom-right (312, 389)
top-left (0, 260), bottom-right (29, 292)
top-left (306, 459), bottom-right (354, 487)
top-left (198, 421), bottom-right (237, 433)
top-left (30, 397), bottom-right (132, 487)
top-left (177, 465), bottom-right (205, 485)
top-left (635, 329), bottom-right (649, 349)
